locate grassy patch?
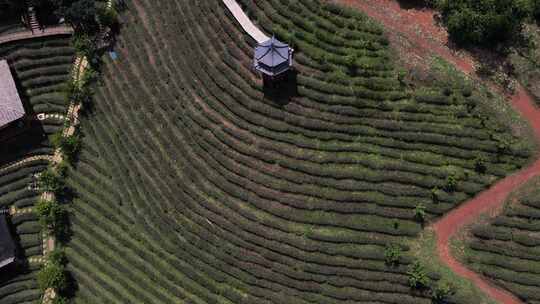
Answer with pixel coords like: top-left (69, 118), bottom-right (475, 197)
top-left (406, 228), bottom-right (497, 304)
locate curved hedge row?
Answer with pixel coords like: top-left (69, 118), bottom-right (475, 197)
top-left (64, 0), bottom-right (532, 303)
top-left (465, 177), bottom-right (540, 303)
top-left (0, 35), bottom-right (74, 304)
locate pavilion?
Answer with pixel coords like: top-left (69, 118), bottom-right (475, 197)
top-left (0, 60), bottom-right (25, 131)
top-left (0, 213), bottom-right (15, 269)
top-left (253, 36), bottom-right (293, 82)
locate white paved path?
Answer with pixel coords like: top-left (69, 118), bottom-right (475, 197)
top-left (222, 0), bottom-right (269, 43)
top-left (0, 26), bottom-right (73, 45)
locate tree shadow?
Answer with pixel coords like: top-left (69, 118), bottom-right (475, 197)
top-left (396, 0), bottom-right (433, 9)
top-left (262, 70), bottom-right (298, 106)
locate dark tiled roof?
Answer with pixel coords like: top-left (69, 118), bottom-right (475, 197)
top-left (254, 36), bottom-right (293, 76)
top-left (0, 213), bottom-right (15, 269)
top-left (0, 60), bottom-right (24, 128)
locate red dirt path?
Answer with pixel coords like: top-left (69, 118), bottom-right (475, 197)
top-left (334, 1), bottom-right (540, 303)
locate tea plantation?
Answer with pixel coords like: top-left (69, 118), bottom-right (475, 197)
top-left (465, 177), bottom-right (540, 304)
top-left (0, 36), bottom-right (74, 303)
top-left (59, 0), bottom-right (535, 303)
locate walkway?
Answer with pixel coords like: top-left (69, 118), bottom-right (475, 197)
top-left (0, 25), bottom-right (73, 45)
top-left (221, 0), bottom-right (269, 43)
top-left (334, 1), bottom-right (540, 303)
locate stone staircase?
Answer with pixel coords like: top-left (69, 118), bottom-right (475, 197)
top-left (27, 6), bottom-right (41, 32)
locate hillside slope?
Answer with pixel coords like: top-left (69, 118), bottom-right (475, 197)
top-left (64, 0), bottom-right (534, 303)
top-left (0, 35), bottom-right (74, 304)
top-left (464, 177), bottom-right (540, 304)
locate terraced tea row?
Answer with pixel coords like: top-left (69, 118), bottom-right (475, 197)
top-left (465, 176), bottom-right (540, 304)
top-left (0, 35), bottom-right (74, 304)
top-left (65, 0), bottom-right (533, 303)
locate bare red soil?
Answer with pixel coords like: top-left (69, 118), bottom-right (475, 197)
top-left (334, 1), bottom-right (540, 303)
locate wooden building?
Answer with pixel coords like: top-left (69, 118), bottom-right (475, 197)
top-left (0, 213), bottom-right (15, 269)
top-left (0, 60), bottom-right (25, 132)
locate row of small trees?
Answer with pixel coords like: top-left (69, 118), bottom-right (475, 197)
top-left (33, 30), bottom-right (98, 301)
top-left (384, 244), bottom-right (454, 302)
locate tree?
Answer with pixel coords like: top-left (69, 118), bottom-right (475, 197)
top-left (59, 0), bottom-right (98, 31)
top-left (0, 0), bottom-right (24, 12)
top-left (51, 131), bottom-right (81, 164)
top-left (38, 168), bottom-right (65, 194)
top-left (414, 203), bottom-right (427, 222)
top-left (97, 4), bottom-right (118, 28)
top-left (37, 260), bottom-right (68, 292)
top-left (407, 260), bottom-right (430, 289)
top-left (437, 0), bottom-right (536, 46)
top-left (36, 199), bottom-right (67, 235)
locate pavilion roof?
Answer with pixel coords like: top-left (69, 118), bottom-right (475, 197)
top-left (254, 36), bottom-right (293, 76)
top-left (0, 60), bottom-right (24, 128)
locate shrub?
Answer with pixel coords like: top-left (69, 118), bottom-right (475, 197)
top-left (432, 281), bottom-right (454, 302)
top-left (57, 134), bottom-right (81, 164)
top-left (444, 173), bottom-right (458, 192)
top-left (36, 199), bottom-right (67, 234)
top-left (414, 203), bottom-right (427, 222)
top-left (431, 187), bottom-right (440, 203)
top-left (52, 296), bottom-right (68, 304)
top-left (37, 261), bottom-right (68, 292)
top-left (38, 168), bottom-right (65, 194)
top-left (384, 243), bottom-right (402, 266)
top-left (48, 249), bottom-right (68, 266)
top-left (72, 33), bottom-right (95, 57)
top-left (473, 155), bottom-right (487, 173)
top-left (407, 260), bottom-right (430, 289)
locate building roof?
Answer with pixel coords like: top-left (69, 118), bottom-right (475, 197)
top-left (0, 213), bottom-right (15, 269)
top-left (0, 60), bottom-right (25, 128)
top-left (254, 36), bottom-right (293, 77)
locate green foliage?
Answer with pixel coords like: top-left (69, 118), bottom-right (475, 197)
top-left (97, 5), bottom-right (118, 28)
top-left (72, 33), bottom-right (95, 58)
top-left (384, 243), bottom-right (402, 266)
top-left (437, 0), bottom-right (536, 46)
top-left (431, 281), bottom-right (454, 302)
top-left (66, 78), bottom-right (92, 106)
top-left (345, 53), bottom-right (358, 75)
top-left (431, 187), bottom-right (440, 203)
top-left (38, 168), bottom-right (65, 194)
top-left (61, 0), bottom-right (98, 30)
top-left (407, 260), bottom-right (430, 289)
top-left (52, 296), bottom-right (68, 304)
top-left (473, 155), bottom-right (487, 173)
top-left (55, 134), bottom-right (81, 164)
top-left (36, 199), bottom-right (67, 234)
top-left (414, 203), bottom-right (427, 222)
top-left (37, 260), bottom-right (68, 292)
top-left (444, 173), bottom-right (458, 192)
top-left (48, 249), bottom-right (68, 266)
